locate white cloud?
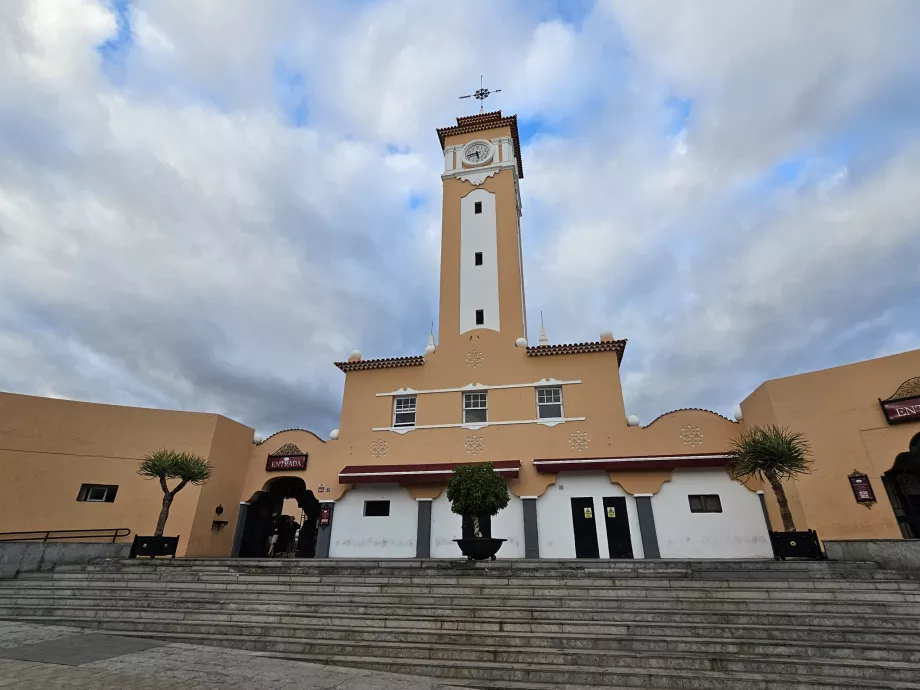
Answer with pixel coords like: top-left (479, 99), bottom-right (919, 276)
top-left (0, 0), bottom-right (918, 435)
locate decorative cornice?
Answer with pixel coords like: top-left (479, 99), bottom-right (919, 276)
top-left (257, 428), bottom-right (327, 446)
top-left (527, 339), bottom-right (627, 364)
top-left (437, 111), bottom-right (524, 178)
top-left (884, 376), bottom-right (920, 401)
top-left (456, 169), bottom-right (499, 186)
top-left (268, 443), bottom-right (304, 457)
top-left (375, 378), bottom-right (581, 397)
top-left (335, 355), bottom-right (426, 373)
top-left (373, 416), bottom-right (585, 434)
top-left (643, 408), bottom-right (737, 428)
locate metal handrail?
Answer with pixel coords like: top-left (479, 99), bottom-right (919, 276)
top-left (0, 528), bottom-right (132, 543)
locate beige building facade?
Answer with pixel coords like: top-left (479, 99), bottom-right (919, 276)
top-left (1, 111), bottom-right (918, 559)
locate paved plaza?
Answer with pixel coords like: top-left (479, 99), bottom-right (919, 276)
top-left (0, 621), bottom-right (463, 689)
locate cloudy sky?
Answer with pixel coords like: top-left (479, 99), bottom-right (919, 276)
top-left (2, 0), bottom-right (919, 437)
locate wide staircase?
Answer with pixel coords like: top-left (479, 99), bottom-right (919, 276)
top-left (1, 557), bottom-right (920, 689)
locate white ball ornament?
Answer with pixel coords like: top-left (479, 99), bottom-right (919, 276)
top-left (515, 337), bottom-right (527, 347)
top-left (734, 406), bottom-right (744, 422)
top-left (424, 344), bottom-right (436, 355)
top-left (329, 429), bottom-right (340, 441)
top-left (626, 414), bottom-right (640, 427)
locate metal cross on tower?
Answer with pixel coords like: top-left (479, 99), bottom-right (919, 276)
top-left (459, 76), bottom-right (502, 113)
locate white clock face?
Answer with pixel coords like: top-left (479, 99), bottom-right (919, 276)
top-left (464, 142), bottom-right (492, 165)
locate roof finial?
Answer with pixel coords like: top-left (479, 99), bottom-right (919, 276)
top-left (539, 310), bottom-right (549, 346)
top-left (459, 76), bottom-right (502, 114)
top-left (425, 321), bottom-right (436, 355)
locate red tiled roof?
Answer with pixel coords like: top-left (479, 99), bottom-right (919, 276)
top-left (644, 408), bottom-right (736, 427)
top-left (268, 443), bottom-right (304, 457)
top-left (334, 355), bottom-right (425, 373)
top-left (527, 339), bottom-right (627, 364)
top-left (437, 110), bottom-right (524, 179)
top-left (339, 459), bottom-right (521, 485)
top-left (533, 453), bottom-right (729, 474)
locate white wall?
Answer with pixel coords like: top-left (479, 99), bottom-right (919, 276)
top-left (329, 484), bottom-right (417, 558)
top-left (430, 491), bottom-right (525, 558)
top-left (459, 188), bottom-right (500, 334)
top-left (536, 473), bottom-right (645, 559)
top-left (652, 469), bottom-right (772, 559)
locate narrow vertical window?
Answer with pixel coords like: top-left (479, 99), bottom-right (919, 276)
top-left (463, 392), bottom-right (488, 424)
top-left (393, 396), bottom-right (417, 427)
top-left (474, 201), bottom-right (482, 214)
top-left (475, 309), bottom-right (484, 325)
top-left (474, 252), bottom-right (483, 266)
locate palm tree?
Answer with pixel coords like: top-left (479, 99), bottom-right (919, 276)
top-left (138, 450), bottom-right (213, 536)
top-left (726, 425), bottom-right (812, 532)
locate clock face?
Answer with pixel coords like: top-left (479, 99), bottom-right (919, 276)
top-left (464, 142), bottom-right (492, 165)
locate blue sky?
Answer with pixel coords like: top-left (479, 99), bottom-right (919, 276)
top-left (1, 0), bottom-right (919, 436)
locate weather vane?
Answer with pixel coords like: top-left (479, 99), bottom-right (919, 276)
top-left (459, 76), bottom-right (501, 113)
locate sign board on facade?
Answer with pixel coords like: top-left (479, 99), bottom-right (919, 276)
top-left (320, 505), bottom-right (332, 526)
top-left (880, 395), bottom-right (920, 425)
top-left (607, 507), bottom-right (616, 518)
top-left (848, 472), bottom-right (877, 504)
top-left (265, 455), bottom-right (307, 472)
top-left (584, 507), bottom-right (593, 519)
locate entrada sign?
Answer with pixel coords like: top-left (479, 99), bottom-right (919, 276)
top-left (266, 454), bottom-right (307, 472)
top-left (880, 395), bottom-right (920, 425)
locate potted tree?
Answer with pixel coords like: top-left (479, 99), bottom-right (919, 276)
top-left (133, 449), bottom-right (213, 558)
top-left (447, 462), bottom-right (510, 561)
top-left (726, 424), bottom-right (820, 559)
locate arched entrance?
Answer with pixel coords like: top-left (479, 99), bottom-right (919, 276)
top-left (239, 477), bottom-right (321, 558)
top-left (883, 433), bottom-right (920, 538)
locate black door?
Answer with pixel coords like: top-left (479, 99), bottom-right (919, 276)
top-left (602, 496), bottom-right (633, 558)
top-left (570, 497), bottom-right (600, 558)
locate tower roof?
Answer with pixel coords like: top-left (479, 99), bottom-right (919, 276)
top-left (436, 110), bottom-right (523, 178)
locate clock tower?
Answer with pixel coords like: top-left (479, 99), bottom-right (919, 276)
top-left (436, 111), bottom-right (526, 352)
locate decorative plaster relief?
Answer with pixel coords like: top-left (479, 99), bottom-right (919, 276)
top-left (465, 350), bottom-right (484, 368)
top-left (465, 435), bottom-right (485, 455)
top-left (457, 169), bottom-right (498, 186)
top-left (680, 424), bottom-right (704, 447)
top-left (569, 430), bottom-right (590, 452)
top-left (369, 439), bottom-right (388, 458)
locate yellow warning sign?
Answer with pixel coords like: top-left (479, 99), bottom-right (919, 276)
top-left (584, 507), bottom-right (593, 518)
top-left (607, 507), bottom-right (616, 518)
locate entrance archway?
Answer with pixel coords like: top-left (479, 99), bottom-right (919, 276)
top-left (883, 433), bottom-right (920, 538)
top-left (239, 477), bottom-right (321, 558)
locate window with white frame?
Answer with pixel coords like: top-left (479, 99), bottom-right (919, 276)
top-left (536, 387), bottom-right (563, 419)
top-left (393, 396), bottom-right (417, 427)
top-left (76, 484), bottom-right (118, 503)
top-left (463, 392), bottom-right (488, 424)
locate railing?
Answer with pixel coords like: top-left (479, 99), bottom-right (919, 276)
top-left (0, 528), bottom-right (131, 544)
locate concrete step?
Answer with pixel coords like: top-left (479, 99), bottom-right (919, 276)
top-left (19, 570), bottom-right (920, 591)
top-left (105, 635), bottom-right (920, 689)
top-left (7, 608), bottom-right (920, 646)
top-left (6, 608), bottom-right (920, 662)
top-left (2, 590), bottom-right (920, 628)
top-left (6, 588), bottom-right (920, 616)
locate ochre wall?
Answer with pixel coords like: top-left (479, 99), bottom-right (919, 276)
top-left (0, 392), bottom-right (243, 556)
top-left (741, 349), bottom-right (920, 539)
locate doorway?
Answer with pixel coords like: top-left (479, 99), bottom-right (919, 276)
top-left (883, 433), bottom-right (920, 538)
top-left (570, 497), bottom-right (600, 558)
top-left (239, 477), bottom-right (321, 558)
top-left (602, 496), bottom-right (634, 558)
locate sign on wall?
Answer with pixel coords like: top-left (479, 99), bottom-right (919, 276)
top-left (848, 472), bottom-right (877, 504)
top-left (266, 454), bottom-right (307, 472)
top-left (880, 396), bottom-right (920, 425)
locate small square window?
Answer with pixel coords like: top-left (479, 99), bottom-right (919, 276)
top-left (688, 494), bottom-right (722, 513)
top-left (393, 396), bottom-right (417, 427)
top-left (475, 309), bottom-right (484, 325)
top-left (474, 252), bottom-right (483, 266)
top-left (474, 201), bottom-right (482, 214)
top-left (463, 392), bottom-right (488, 424)
top-left (77, 484), bottom-right (118, 503)
top-left (536, 387), bottom-right (563, 419)
top-left (364, 500), bottom-right (390, 517)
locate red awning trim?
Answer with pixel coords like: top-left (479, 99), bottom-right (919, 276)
top-left (339, 460), bottom-right (520, 485)
top-left (533, 453), bottom-right (729, 474)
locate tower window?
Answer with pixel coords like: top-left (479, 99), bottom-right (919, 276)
top-left (475, 309), bottom-right (484, 325)
top-left (393, 396), bottom-right (417, 427)
top-left (474, 201), bottom-right (482, 214)
top-left (463, 392), bottom-right (488, 424)
top-left (537, 387), bottom-right (564, 419)
top-left (474, 252), bottom-right (483, 266)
